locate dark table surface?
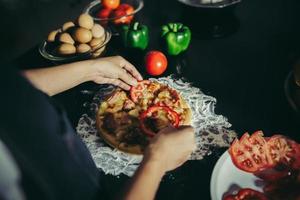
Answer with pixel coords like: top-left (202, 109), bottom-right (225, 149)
top-left (15, 0), bottom-right (300, 199)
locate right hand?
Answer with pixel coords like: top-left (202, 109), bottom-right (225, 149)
top-left (143, 125), bottom-right (196, 173)
top-left (88, 56), bottom-right (143, 90)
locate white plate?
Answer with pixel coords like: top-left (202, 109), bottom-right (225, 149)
top-left (210, 151), bottom-right (263, 200)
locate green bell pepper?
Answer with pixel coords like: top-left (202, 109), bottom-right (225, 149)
top-left (121, 22), bottom-right (149, 50)
top-left (161, 23), bottom-right (191, 56)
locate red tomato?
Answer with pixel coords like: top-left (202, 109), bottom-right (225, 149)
top-left (145, 51), bottom-right (168, 76)
top-left (223, 195), bottom-right (236, 200)
top-left (97, 8), bottom-right (112, 19)
top-left (130, 80), bottom-right (151, 103)
top-left (229, 131), bottom-right (271, 173)
top-left (102, 0), bottom-right (120, 9)
top-left (111, 3), bottom-right (134, 25)
top-left (223, 188), bottom-right (268, 200)
top-left (229, 131), bottom-right (300, 174)
top-left (267, 135), bottom-right (300, 169)
top-left (139, 105), bottom-right (180, 137)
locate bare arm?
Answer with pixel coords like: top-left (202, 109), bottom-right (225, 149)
top-left (22, 56), bottom-right (142, 96)
top-left (122, 159), bottom-right (165, 200)
top-left (122, 126), bottom-right (196, 200)
top-left (22, 61), bottom-right (91, 96)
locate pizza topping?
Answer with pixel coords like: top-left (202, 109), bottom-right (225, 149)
top-left (103, 113), bottom-right (119, 133)
top-left (123, 99), bottom-right (135, 110)
top-left (130, 80), bottom-right (151, 103)
top-left (130, 80), bottom-right (161, 104)
top-left (153, 86), bottom-right (180, 106)
top-left (107, 90), bottom-right (127, 106)
top-left (120, 126), bottom-right (148, 146)
top-left (98, 101), bottom-right (108, 115)
top-left (104, 90), bottom-right (128, 113)
top-left (119, 113), bottom-right (131, 125)
top-left (128, 108), bottom-right (140, 117)
top-left (140, 105), bottom-right (180, 137)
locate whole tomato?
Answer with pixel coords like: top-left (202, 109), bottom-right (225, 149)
top-left (102, 0), bottom-right (120, 9)
top-left (145, 51), bottom-right (168, 76)
top-left (111, 3), bottom-right (134, 25)
top-left (97, 8), bottom-right (112, 25)
top-left (97, 8), bottom-right (112, 19)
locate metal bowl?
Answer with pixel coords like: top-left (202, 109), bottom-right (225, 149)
top-left (178, 0), bottom-right (241, 9)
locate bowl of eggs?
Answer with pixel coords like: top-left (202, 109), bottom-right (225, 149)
top-left (39, 14), bottom-right (112, 62)
top-left (83, 0), bottom-right (144, 27)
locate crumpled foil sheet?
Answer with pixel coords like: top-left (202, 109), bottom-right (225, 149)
top-left (76, 76), bottom-right (237, 176)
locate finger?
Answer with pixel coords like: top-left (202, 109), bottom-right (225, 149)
top-left (95, 77), bottom-right (131, 90)
top-left (118, 68), bottom-right (138, 87)
top-left (109, 79), bottom-right (131, 90)
top-left (119, 57), bottom-right (143, 81)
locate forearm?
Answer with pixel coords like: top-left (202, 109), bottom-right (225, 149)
top-left (22, 60), bottom-right (94, 96)
top-left (122, 159), bottom-right (165, 200)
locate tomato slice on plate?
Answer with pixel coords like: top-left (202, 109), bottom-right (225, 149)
top-left (229, 131), bottom-right (300, 173)
top-left (130, 80), bottom-right (151, 103)
top-left (223, 188), bottom-right (268, 200)
top-left (267, 135), bottom-right (300, 169)
top-left (139, 105), bottom-right (179, 137)
top-left (229, 131), bottom-right (271, 173)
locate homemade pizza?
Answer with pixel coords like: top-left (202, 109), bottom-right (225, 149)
top-left (96, 80), bottom-right (192, 154)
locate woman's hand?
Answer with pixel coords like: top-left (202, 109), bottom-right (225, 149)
top-left (121, 126), bottom-right (196, 200)
top-left (23, 55), bottom-right (142, 96)
top-left (89, 56), bottom-right (143, 90)
top-left (144, 125), bottom-right (196, 173)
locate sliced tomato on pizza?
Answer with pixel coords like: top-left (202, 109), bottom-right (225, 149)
top-left (139, 105), bottom-right (180, 137)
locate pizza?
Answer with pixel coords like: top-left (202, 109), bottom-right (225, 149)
top-left (96, 80), bottom-right (192, 154)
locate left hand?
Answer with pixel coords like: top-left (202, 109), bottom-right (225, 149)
top-left (88, 56), bottom-right (143, 90)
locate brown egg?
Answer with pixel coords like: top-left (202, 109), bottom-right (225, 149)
top-left (47, 30), bottom-right (59, 42)
top-left (59, 33), bottom-right (74, 45)
top-left (57, 43), bottom-right (76, 55)
top-left (73, 27), bottom-right (93, 43)
top-left (89, 37), bottom-right (105, 50)
top-left (62, 21), bottom-right (75, 31)
top-left (91, 24), bottom-right (105, 38)
top-left (76, 43), bottom-right (91, 53)
top-left (77, 14), bottom-right (94, 30)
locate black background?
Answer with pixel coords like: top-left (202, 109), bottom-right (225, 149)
top-left (1, 0), bottom-right (300, 199)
